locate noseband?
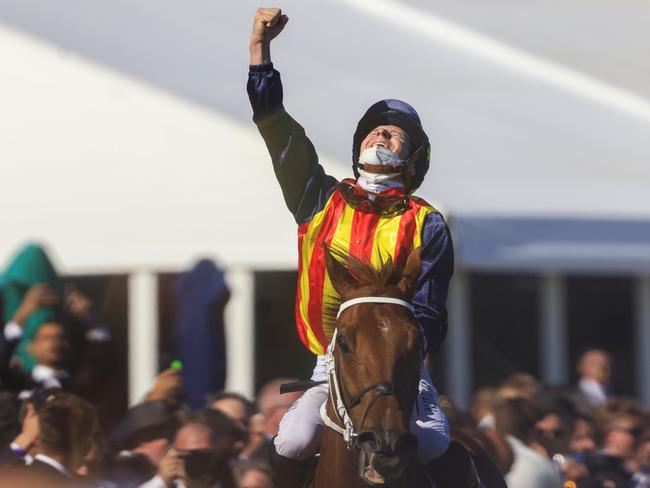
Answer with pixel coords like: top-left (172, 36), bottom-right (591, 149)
top-left (320, 296), bottom-right (415, 449)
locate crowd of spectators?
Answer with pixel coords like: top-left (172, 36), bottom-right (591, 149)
top-left (439, 349), bottom-right (650, 488)
top-left (1, 244), bottom-right (649, 487)
top-left (0, 369), bottom-right (290, 488)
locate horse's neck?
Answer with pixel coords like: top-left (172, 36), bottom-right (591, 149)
top-left (313, 401), bottom-right (363, 488)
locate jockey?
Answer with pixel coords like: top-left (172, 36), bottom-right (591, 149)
top-left (247, 8), bottom-right (479, 488)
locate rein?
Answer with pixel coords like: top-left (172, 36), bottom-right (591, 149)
top-left (320, 296), bottom-right (415, 449)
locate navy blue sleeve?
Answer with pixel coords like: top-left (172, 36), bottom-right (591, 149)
top-left (413, 212), bottom-right (454, 354)
top-left (247, 63), bottom-right (337, 224)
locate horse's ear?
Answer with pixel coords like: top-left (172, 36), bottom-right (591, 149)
top-left (323, 244), bottom-right (355, 297)
top-left (396, 247), bottom-right (421, 299)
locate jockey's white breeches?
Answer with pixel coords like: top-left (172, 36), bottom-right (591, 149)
top-left (274, 355), bottom-right (450, 464)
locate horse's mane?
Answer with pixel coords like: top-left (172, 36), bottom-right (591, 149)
top-left (329, 247), bottom-right (402, 294)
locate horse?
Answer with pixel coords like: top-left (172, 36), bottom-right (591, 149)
top-left (307, 246), bottom-right (434, 487)
top-left (301, 246), bottom-right (506, 488)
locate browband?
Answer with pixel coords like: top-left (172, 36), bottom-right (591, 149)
top-left (336, 297), bottom-right (414, 319)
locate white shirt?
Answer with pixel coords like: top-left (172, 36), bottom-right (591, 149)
top-left (34, 453), bottom-right (71, 477)
top-left (477, 413), bottom-right (496, 431)
top-left (31, 364), bottom-right (69, 389)
top-left (4, 321), bottom-right (23, 341)
top-left (505, 436), bottom-right (563, 488)
top-left (578, 377), bottom-right (608, 407)
top-left (138, 475), bottom-right (189, 488)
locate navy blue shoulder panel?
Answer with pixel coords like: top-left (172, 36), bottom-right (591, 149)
top-left (412, 211), bottom-right (454, 353)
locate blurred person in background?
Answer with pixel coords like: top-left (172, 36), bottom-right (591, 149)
top-left (109, 400), bottom-right (179, 488)
top-left (533, 391), bottom-right (596, 487)
top-left (2, 288), bottom-right (113, 397)
top-left (0, 396), bottom-right (41, 467)
top-left (16, 391), bottom-right (98, 486)
top-left (76, 421), bottom-right (112, 487)
top-left (493, 396), bottom-right (563, 487)
top-left (2, 244), bottom-right (61, 376)
top-left (238, 378), bottom-right (302, 465)
top-left (28, 321), bottom-right (71, 389)
top-left (207, 392), bottom-right (254, 432)
top-left (576, 349), bottom-right (612, 409)
top-left (232, 461), bottom-right (273, 488)
top-left (143, 416), bottom-right (235, 488)
top-left (1, 244), bottom-right (113, 397)
top-left (207, 391), bottom-right (264, 460)
top-left (533, 390), bottom-right (581, 458)
top-left (569, 414), bottom-right (598, 456)
top-left (585, 398), bottom-right (647, 487)
top-left (241, 414), bottom-right (267, 462)
top-left (1, 283), bottom-right (60, 390)
top-left (196, 408), bottom-right (247, 461)
top-left (146, 368), bottom-right (184, 408)
top-left (255, 378), bottom-right (301, 440)
top-left (498, 372), bottom-right (542, 401)
top-left (632, 430), bottom-right (650, 488)
top-left (472, 386), bottom-right (498, 431)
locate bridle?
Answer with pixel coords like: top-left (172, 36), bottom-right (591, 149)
top-left (320, 296), bottom-right (415, 449)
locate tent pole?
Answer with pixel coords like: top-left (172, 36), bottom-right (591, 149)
top-left (636, 276), bottom-right (650, 407)
top-left (540, 274), bottom-right (567, 386)
top-left (224, 268), bottom-right (255, 399)
top-left (128, 270), bottom-right (159, 406)
top-left (446, 271), bottom-right (472, 409)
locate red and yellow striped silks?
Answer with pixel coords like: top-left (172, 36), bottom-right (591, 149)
top-left (295, 189), bottom-right (437, 355)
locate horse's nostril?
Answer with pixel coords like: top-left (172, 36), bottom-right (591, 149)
top-left (394, 432), bottom-right (418, 457)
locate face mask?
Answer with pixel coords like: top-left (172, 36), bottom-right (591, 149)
top-left (357, 146), bottom-right (405, 193)
top-left (358, 146), bottom-right (404, 167)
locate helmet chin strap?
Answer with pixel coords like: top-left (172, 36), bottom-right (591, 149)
top-left (400, 145), bottom-right (424, 193)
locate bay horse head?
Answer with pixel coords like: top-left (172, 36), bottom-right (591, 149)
top-left (323, 246), bottom-right (423, 485)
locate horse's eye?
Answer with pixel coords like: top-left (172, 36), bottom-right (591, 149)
top-left (336, 335), bottom-right (350, 353)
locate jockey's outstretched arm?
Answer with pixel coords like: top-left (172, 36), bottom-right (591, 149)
top-left (247, 8), bottom-right (337, 224)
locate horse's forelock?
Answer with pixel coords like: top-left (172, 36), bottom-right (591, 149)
top-left (344, 254), bottom-right (402, 293)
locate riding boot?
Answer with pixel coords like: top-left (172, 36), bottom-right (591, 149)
top-left (270, 442), bottom-right (316, 488)
top-left (424, 441), bottom-right (483, 488)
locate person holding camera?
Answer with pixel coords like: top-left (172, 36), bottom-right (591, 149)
top-left (140, 417), bottom-right (235, 488)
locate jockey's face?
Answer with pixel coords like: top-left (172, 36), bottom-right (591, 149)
top-left (360, 125), bottom-right (410, 162)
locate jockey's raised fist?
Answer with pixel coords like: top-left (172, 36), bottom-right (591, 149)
top-left (250, 7), bottom-right (289, 46)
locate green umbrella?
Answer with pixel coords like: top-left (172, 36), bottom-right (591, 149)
top-left (3, 243), bottom-right (61, 372)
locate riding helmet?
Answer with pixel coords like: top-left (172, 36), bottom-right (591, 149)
top-left (352, 99), bottom-right (430, 193)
